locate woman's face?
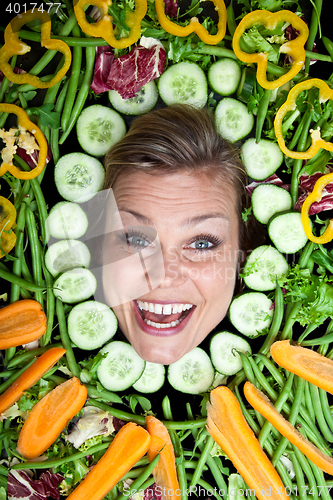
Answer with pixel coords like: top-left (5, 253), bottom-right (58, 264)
top-left (102, 170), bottom-right (240, 365)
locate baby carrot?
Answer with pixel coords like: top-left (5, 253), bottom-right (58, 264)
top-left (0, 347), bottom-right (66, 414)
top-left (244, 381), bottom-right (333, 475)
top-left (271, 340), bottom-right (333, 394)
top-left (17, 377), bottom-right (87, 460)
top-left (146, 415), bottom-right (181, 500)
top-left (66, 422), bottom-right (151, 500)
top-left (207, 386), bottom-right (290, 500)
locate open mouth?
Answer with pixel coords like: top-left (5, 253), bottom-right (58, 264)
top-left (135, 300), bottom-right (195, 329)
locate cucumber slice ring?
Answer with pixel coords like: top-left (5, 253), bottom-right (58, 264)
top-left (53, 268), bottom-right (97, 303)
top-left (167, 347), bottom-right (214, 394)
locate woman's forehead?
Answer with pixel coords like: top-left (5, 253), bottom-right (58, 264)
top-left (112, 169), bottom-right (238, 221)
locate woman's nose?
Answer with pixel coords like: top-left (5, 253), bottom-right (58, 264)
top-left (158, 246), bottom-right (188, 289)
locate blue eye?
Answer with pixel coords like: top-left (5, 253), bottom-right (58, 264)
top-left (128, 235), bottom-right (150, 248)
top-left (190, 239), bottom-right (214, 250)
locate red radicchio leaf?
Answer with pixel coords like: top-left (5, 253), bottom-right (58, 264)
top-left (164, 0), bottom-right (178, 18)
top-left (90, 50), bottom-right (115, 94)
top-left (112, 416), bottom-right (126, 431)
top-left (16, 142), bottom-right (52, 170)
top-left (245, 174), bottom-right (290, 196)
top-left (7, 470), bottom-right (63, 500)
top-left (144, 483), bottom-right (163, 500)
top-left (294, 168), bottom-right (333, 214)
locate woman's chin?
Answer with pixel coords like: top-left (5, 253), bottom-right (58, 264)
top-left (134, 343), bottom-right (188, 366)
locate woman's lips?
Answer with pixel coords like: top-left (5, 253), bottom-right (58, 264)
top-left (132, 300), bottom-right (196, 337)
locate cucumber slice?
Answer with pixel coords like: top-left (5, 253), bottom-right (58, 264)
top-left (132, 362), bottom-right (165, 393)
top-left (54, 153), bottom-right (105, 203)
top-left (45, 239), bottom-right (91, 277)
top-left (53, 268), bottom-right (97, 303)
top-left (215, 98), bottom-right (254, 143)
top-left (229, 292), bottom-right (274, 337)
top-left (68, 300), bottom-right (118, 350)
top-left (251, 184), bottom-right (293, 225)
top-left (158, 61), bottom-right (207, 108)
top-left (108, 81), bottom-right (158, 115)
top-left (167, 347), bottom-right (214, 394)
top-left (76, 105), bottom-right (126, 156)
top-left (97, 341), bottom-right (145, 391)
top-left (243, 245), bottom-right (289, 291)
top-left (268, 211), bottom-right (308, 254)
top-left (46, 201), bottom-right (89, 240)
top-left (210, 331), bottom-right (251, 376)
top-left (241, 138), bottom-right (283, 181)
top-left (208, 58), bottom-right (241, 96)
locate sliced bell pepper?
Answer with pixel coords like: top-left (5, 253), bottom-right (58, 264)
top-left (232, 9), bottom-right (309, 90)
top-left (155, 0), bottom-right (227, 45)
top-left (301, 172), bottom-right (333, 244)
top-left (0, 104), bottom-right (48, 180)
top-left (0, 10), bottom-right (71, 89)
top-left (74, 0), bottom-right (147, 49)
top-left (274, 78), bottom-right (333, 160)
top-left (0, 196), bottom-right (17, 258)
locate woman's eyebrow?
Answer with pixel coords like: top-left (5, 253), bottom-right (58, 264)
top-left (119, 209), bottom-right (152, 225)
top-left (182, 214), bottom-right (230, 229)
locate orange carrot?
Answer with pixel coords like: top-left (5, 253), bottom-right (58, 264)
top-left (207, 386), bottom-right (290, 500)
top-left (66, 422), bottom-right (151, 500)
top-left (17, 377), bottom-right (87, 460)
top-left (146, 416), bottom-right (180, 500)
top-left (271, 340), bottom-right (333, 394)
top-left (0, 299), bottom-right (47, 349)
top-left (244, 381), bottom-right (333, 474)
top-left (0, 347), bottom-right (66, 415)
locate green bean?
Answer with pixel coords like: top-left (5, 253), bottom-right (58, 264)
top-left (85, 385), bottom-right (123, 404)
top-left (304, 381), bottom-right (316, 423)
top-left (186, 474), bottom-right (224, 500)
top-left (272, 377), bottom-right (305, 467)
top-left (56, 298), bottom-right (80, 377)
top-left (10, 203), bottom-right (27, 303)
top-left (61, 23), bottom-right (82, 132)
top-left (323, 36), bottom-right (333, 61)
top-left (4, 346), bottom-right (16, 365)
top-left (293, 446), bottom-right (318, 500)
top-left (162, 395), bottom-right (174, 421)
top-left (308, 462), bottom-right (331, 500)
top-left (280, 302), bottom-right (302, 340)
top-left (226, 0), bottom-right (236, 37)
top-left (40, 259), bottom-right (55, 346)
top-left (206, 456), bottom-right (228, 499)
top-left (305, 0), bottom-right (323, 74)
top-left (43, 60), bottom-right (67, 106)
top-left (7, 343), bottom-right (63, 369)
top-left (253, 354), bottom-right (286, 388)
top-left (189, 435), bottom-right (214, 488)
top-left (309, 383), bottom-right (333, 442)
top-left (12, 442), bottom-right (110, 469)
top-left (50, 78), bottom-right (70, 164)
top-left (239, 352), bottom-right (256, 385)
top-left (25, 207), bottom-right (44, 305)
top-left (14, 155), bottom-right (49, 245)
top-left (0, 268), bottom-right (45, 292)
top-left (259, 283), bottom-right (284, 355)
top-left (177, 458), bottom-right (188, 500)
top-left (290, 448), bottom-right (308, 500)
top-left (318, 388), bottom-right (333, 436)
top-left (1, 371), bottom-right (18, 378)
top-left (14, 181), bottom-right (31, 210)
top-left (258, 372), bottom-right (294, 448)
top-left (18, 30), bottom-right (109, 46)
top-left (255, 88), bottom-right (272, 142)
top-left (0, 359), bottom-right (35, 393)
top-left (117, 453), bottom-right (160, 500)
top-left (0, 54), bottom-right (17, 103)
top-left (235, 386), bottom-right (260, 435)
top-left (59, 43), bottom-right (95, 144)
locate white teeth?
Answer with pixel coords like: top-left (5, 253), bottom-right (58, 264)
top-left (137, 300), bottom-right (194, 315)
top-left (145, 319), bottom-right (180, 328)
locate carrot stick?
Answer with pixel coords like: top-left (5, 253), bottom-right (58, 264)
top-left (0, 346), bottom-right (66, 414)
top-left (146, 416), bottom-right (181, 500)
top-left (244, 381), bottom-right (333, 475)
top-left (271, 340), bottom-right (333, 394)
top-left (66, 422), bottom-right (151, 500)
top-left (207, 386), bottom-right (290, 500)
top-left (0, 299), bottom-right (47, 349)
top-left (17, 377), bottom-right (87, 460)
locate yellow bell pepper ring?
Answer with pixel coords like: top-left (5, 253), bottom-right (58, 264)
top-left (0, 196), bottom-right (17, 258)
top-left (155, 0), bottom-right (227, 45)
top-left (274, 78), bottom-right (333, 160)
top-left (301, 172), bottom-right (333, 244)
top-left (232, 9), bottom-right (309, 90)
top-left (74, 0), bottom-right (147, 49)
top-left (0, 104), bottom-right (48, 180)
top-left (0, 10), bottom-right (72, 89)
